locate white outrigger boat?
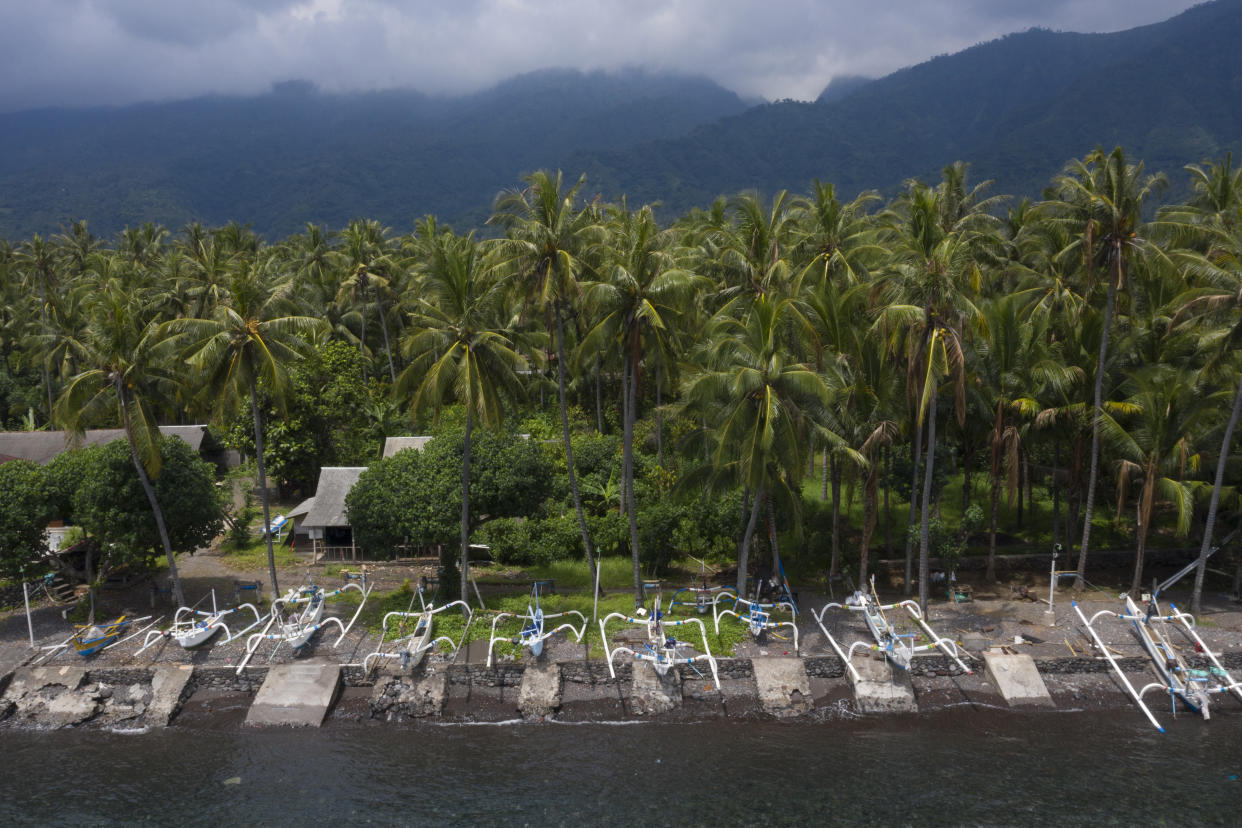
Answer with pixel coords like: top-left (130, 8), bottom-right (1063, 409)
top-left (819, 577), bottom-right (972, 673)
top-left (135, 590), bottom-right (264, 654)
top-left (669, 582), bottom-right (737, 616)
top-left (236, 575), bottom-right (373, 674)
top-left (364, 582), bottom-right (473, 673)
top-left (712, 593), bottom-right (799, 653)
top-left (1074, 593), bottom-right (1242, 730)
top-left (600, 592), bottom-right (720, 689)
top-left (485, 582), bottom-right (586, 668)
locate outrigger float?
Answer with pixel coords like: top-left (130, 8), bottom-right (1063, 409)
top-left (817, 577), bottom-right (972, 674)
top-left (485, 582), bottom-right (585, 668)
top-left (1074, 593), bottom-right (1242, 730)
top-left (135, 590), bottom-right (264, 654)
top-left (713, 593), bottom-right (799, 653)
top-left (236, 574), bottom-right (373, 674)
top-left (364, 581), bottom-right (473, 672)
top-left (600, 591), bottom-right (720, 689)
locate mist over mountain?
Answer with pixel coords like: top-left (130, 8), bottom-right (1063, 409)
top-left (2, 0), bottom-right (1241, 239)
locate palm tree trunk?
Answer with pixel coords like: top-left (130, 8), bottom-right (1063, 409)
top-left (829, 454), bottom-right (841, 577)
top-left (1077, 278), bottom-right (1116, 588)
top-left (766, 495), bottom-right (782, 575)
top-left (1052, 436), bottom-right (1061, 551)
top-left (987, 476), bottom-right (1000, 584)
top-left (905, 417), bottom-right (924, 595)
top-left (594, 356), bottom-right (602, 433)
top-left (737, 489), bottom-right (763, 596)
top-left (460, 406), bottom-right (473, 612)
top-left (918, 391), bottom-right (938, 614)
top-left (375, 285), bottom-right (396, 384)
top-left (656, 367), bottom-right (664, 467)
top-left (1129, 474), bottom-right (1156, 599)
top-left (821, 446), bottom-right (828, 500)
top-left (554, 306), bottom-right (599, 592)
top-left (623, 350), bottom-right (642, 607)
top-left (884, 447), bottom-right (893, 557)
top-left (860, 466), bottom-right (877, 584)
top-left (118, 383), bottom-right (184, 607)
top-left (1192, 376), bottom-right (1242, 614)
top-left (249, 375), bottom-right (280, 598)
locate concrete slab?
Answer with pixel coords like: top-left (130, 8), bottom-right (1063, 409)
top-left (982, 650), bottom-right (1054, 707)
top-left (630, 662), bottom-right (681, 715)
top-left (246, 661), bottom-right (341, 727)
top-left (3, 666), bottom-right (87, 698)
top-left (751, 657), bottom-right (812, 718)
top-left (848, 655), bottom-right (917, 714)
top-left (518, 662), bottom-right (561, 719)
top-left (146, 665), bottom-right (194, 726)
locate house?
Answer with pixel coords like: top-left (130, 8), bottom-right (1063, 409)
top-left (382, 436), bottom-right (433, 458)
top-left (0, 425), bottom-right (235, 471)
top-left (297, 466), bottom-right (368, 561)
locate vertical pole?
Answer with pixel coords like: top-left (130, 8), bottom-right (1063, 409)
top-left (23, 581), bottom-right (35, 648)
top-left (1046, 547), bottom-right (1058, 617)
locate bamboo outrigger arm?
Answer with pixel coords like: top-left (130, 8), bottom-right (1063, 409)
top-left (897, 601), bottom-right (973, 674)
top-left (1073, 600), bottom-right (1165, 732)
top-left (713, 593), bottom-right (799, 653)
top-left (812, 602), bottom-right (864, 683)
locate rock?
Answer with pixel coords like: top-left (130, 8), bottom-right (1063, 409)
top-left (45, 693), bottom-right (99, 728)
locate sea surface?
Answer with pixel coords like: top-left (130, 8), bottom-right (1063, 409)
top-left (1, 709), bottom-right (1239, 826)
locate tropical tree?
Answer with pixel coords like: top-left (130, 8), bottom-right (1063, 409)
top-left (397, 228), bottom-right (525, 606)
top-left (165, 251), bottom-right (322, 597)
top-left (1044, 146), bottom-right (1167, 588)
top-left (491, 170), bottom-right (605, 592)
top-left (54, 263), bottom-right (187, 606)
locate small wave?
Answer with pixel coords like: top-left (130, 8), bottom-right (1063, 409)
top-left (547, 719), bottom-right (647, 726)
top-left (106, 725), bottom-right (151, 735)
top-left (427, 719), bottom-right (527, 727)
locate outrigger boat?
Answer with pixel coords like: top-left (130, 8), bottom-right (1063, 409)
top-left (364, 581), bottom-right (473, 672)
top-left (35, 614), bottom-right (159, 663)
top-left (485, 582), bottom-right (585, 668)
top-left (1074, 593), bottom-right (1242, 730)
top-left (600, 591), bottom-right (720, 689)
top-left (669, 582), bottom-right (737, 616)
top-left (135, 590), bottom-right (264, 654)
top-left (712, 593), bottom-right (799, 653)
top-left (819, 576), bottom-right (972, 673)
top-left (236, 574), bottom-right (373, 674)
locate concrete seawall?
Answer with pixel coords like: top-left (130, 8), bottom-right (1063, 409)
top-left (2, 650), bottom-right (1223, 729)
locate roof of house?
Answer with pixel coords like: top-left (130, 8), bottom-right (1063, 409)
top-left (0, 425), bottom-right (216, 465)
top-left (301, 467), bottom-right (368, 528)
top-left (382, 436), bottom-right (433, 458)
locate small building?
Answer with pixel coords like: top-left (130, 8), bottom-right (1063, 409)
top-left (382, 436), bottom-right (433, 458)
top-left (298, 467), bottom-right (367, 561)
top-left (0, 425), bottom-right (234, 471)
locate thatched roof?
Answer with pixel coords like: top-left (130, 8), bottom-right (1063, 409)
top-left (382, 436), bottom-right (433, 458)
top-left (0, 425), bottom-right (216, 465)
top-left (301, 467), bottom-right (367, 528)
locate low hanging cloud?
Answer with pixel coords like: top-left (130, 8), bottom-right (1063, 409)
top-left (0, 0), bottom-right (1202, 112)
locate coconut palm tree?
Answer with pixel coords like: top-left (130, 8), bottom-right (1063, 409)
top-left (164, 251), bottom-right (323, 597)
top-left (54, 259), bottom-right (187, 606)
top-left (491, 170), bottom-right (606, 592)
top-left (1044, 146), bottom-right (1167, 588)
top-left (678, 295), bottom-right (831, 596)
top-left (1102, 368), bottom-right (1212, 597)
top-left (398, 228), bottom-right (525, 606)
top-left (579, 201), bottom-right (704, 604)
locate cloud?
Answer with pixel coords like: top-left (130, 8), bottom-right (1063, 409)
top-left (0, 0), bottom-right (1205, 112)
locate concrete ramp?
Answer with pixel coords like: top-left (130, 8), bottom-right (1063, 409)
top-left (751, 658), bottom-right (811, 717)
top-left (246, 661), bottom-right (341, 727)
top-left (145, 665), bottom-right (193, 726)
top-left (982, 650), bottom-right (1054, 707)
top-left (518, 662), bottom-right (561, 719)
top-left (630, 662), bottom-right (681, 715)
top-left (848, 655), bottom-right (917, 714)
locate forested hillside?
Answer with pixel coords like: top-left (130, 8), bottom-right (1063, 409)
top-left (3, 2), bottom-right (1242, 238)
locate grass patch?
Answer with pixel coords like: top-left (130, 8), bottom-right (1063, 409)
top-left (218, 537), bottom-right (299, 572)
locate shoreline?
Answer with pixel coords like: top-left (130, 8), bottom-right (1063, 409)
top-left (3, 650), bottom-right (1233, 731)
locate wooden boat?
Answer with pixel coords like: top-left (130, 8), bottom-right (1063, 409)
top-left (485, 582), bottom-right (585, 668)
top-left (73, 616), bottom-right (131, 656)
top-left (600, 591), bottom-right (720, 689)
top-left (136, 590), bottom-right (264, 654)
top-left (713, 593), bottom-right (799, 652)
top-left (236, 575), bottom-right (373, 674)
top-left (363, 586), bottom-right (472, 673)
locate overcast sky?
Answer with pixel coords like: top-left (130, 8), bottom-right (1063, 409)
top-left (0, 0), bottom-right (1203, 112)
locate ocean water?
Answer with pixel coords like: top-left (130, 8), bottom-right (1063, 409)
top-left (1, 709), bottom-right (1239, 826)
